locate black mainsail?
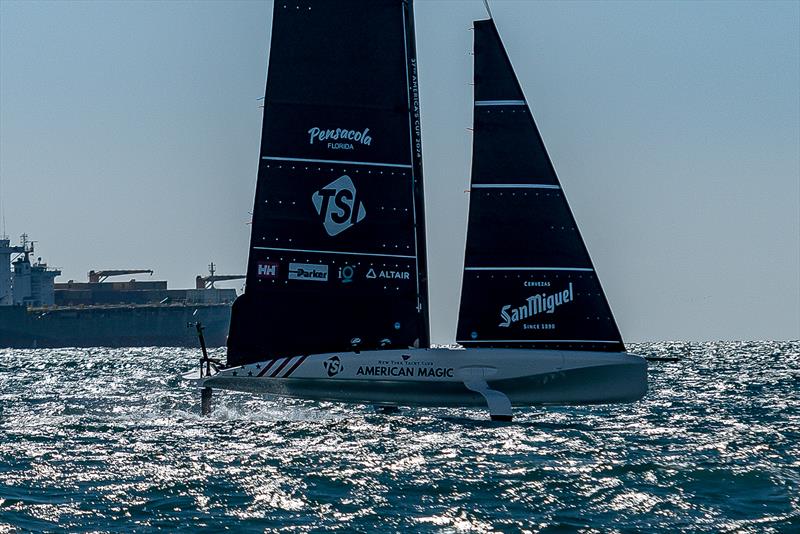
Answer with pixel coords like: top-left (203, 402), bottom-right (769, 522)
top-left (456, 19), bottom-right (625, 353)
top-left (227, 0), bottom-right (429, 366)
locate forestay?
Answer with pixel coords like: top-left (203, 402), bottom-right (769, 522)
top-left (456, 19), bottom-right (625, 353)
top-left (227, 0), bottom-right (429, 366)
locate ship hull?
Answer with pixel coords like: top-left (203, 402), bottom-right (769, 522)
top-left (190, 348), bottom-right (647, 408)
top-left (0, 304), bottom-right (231, 348)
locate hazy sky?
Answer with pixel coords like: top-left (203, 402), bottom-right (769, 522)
top-left (1, 0), bottom-right (798, 342)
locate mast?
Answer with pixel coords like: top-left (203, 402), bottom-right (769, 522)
top-left (402, 0), bottom-right (430, 348)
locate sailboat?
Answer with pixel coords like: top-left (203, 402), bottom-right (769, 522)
top-left (186, 0), bottom-right (647, 421)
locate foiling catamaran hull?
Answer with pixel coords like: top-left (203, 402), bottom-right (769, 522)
top-left (188, 349), bottom-right (647, 420)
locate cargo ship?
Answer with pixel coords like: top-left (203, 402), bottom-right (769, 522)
top-left (0, 235), bottom-right (242, 348)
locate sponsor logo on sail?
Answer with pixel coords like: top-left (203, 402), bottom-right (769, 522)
top-left (308, 127), bottom-right (372, 151)
top-left (524, 280), bottom-right (551, 287)
top-left (256, 261), bottom-right (278, 279)
top-left (312, 175), bottom-right (366, 236)
top-left (499, 283), bottom-right (574, 328)
top-left (338, 265), bottom-right (355, 284)
top-left (323, 355), bottom-right (343, 377)
top-left (366, 268), bottom-right (410, 280)
top-left (288, 263), bottom-right (329, 282)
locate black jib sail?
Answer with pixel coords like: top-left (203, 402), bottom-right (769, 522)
top-left (227, 0), bottom-right (428, 366)
top-left (456, 18), bottom-right (625, 353)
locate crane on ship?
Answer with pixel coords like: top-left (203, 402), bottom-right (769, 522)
top-left (195, 262), bottom-right (245, 289)
top-left (88, 269), bottom-right (153, 283)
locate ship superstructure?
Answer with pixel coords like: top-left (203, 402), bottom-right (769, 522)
top-left (6, 235), bottom-right (62, 307)
top-left (0, 236), bottom-right (24, 305)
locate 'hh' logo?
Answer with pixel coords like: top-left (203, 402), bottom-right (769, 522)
top-left (312, 175), bottom-right (366, 236)
top-left (256, 262), bottom-right (278, 279)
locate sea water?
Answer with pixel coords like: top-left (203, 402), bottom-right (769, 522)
top-left (0, 341), bottom-right (798, 532)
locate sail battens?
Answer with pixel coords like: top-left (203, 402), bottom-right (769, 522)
top-left (475, 100), bottom-right (526, 106)
top-left (465, 267), bottom-right (594, 272)
top-left (262, 156), bottom-right (412, 169)
top-left (252, 246), bottom-right (416, 260)
top-left (471, 183), bottom-right (560, 189)
top-left (457, 339), bottom-right (621, 344)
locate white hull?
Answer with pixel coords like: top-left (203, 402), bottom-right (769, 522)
top-left (187, 348), bottom-right (647, 419)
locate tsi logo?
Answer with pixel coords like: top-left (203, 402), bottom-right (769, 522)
top-left (288, 263), bottom-right (328, 282)
top-left (256, 261), bottom-right (278, 279)
top-left (312, 175), bottom-right (366, 236)
top-left (323, 355), bottom-right (343, 377)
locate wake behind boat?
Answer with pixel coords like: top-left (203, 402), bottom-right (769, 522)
top-left (187, 0), bottom-right (647, 421)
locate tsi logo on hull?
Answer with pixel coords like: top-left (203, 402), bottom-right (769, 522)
top-left (323, 355), bottom-right (343, 377)
top-left (312, 175), bottom-right (366, 236)
top-left (288, 263), bottom-right (329, 282)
